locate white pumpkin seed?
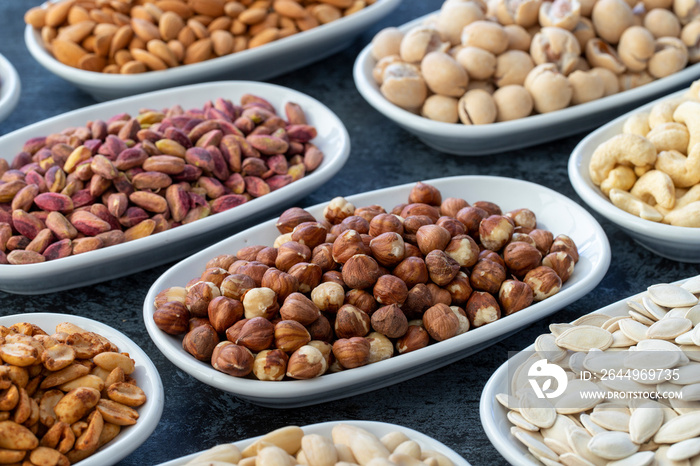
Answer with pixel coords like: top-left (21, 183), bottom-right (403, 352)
top-left (680, 383), bottom-right (700, 401)
top-left (630, 310), bottom-right (656, 326)
top-left (685, 305), bottom-right (700, 326)
top-left (567, 427), bottom-right (607, 466)
top-left (624, 349), bottom-right (681, 370)
top-left (512, 354), bottom-right (542, 394)
top-left (643, 296), bottom-right (670, 321)
top-left (666, 308), bottom-right (693, 320)
top-left (584, 350), bottom-right (627, 374)
top-left (681, 276), bottom-right (700, 294)
top-left (520, 391), bottom-right (558, 429)
top-left (558, 452), bottom-right (595, 466)
top-left (508, 410), bottom-right (539, 432)
top-left (554, 380), bottom-right (604, 414)
top-left (692, 325), bottom-right (700, 346)
top-left (668, 438), bottom-right (700, 461)
top-left (680, 345), bottom-right (700, 362)
top-left (588, 431), bottom-right (639, 460)
top-left (573, 314), bottom-right (611, 328)
top-left (580, 414), bottom-right (608, 436)
top-left (496, 393), bottom-right (520, 411)
top-left (647, 318), bottom-right (693, 340)
top-left (654, 412), bottom-right (700, 443)
top-left (542, 415), bottom-right (580, 447)
top-left (648, 284), bottom-right (699, 308)
top-left (603, 316), bottom-right (629, 332)
top-left (545, 437), bottom-right (573, 456)
top-left (628, 299), bottom-right (656, 321)
top-left (568, 352), bottom-right (587, 376)
top-left (656, 445), bottom-right (691, 466)
top-left (669, 397), bottom-right (700, 415)
top-left (536, 334), bottom-right (568, 363)
top-left (606, 451), bottom-right (655, 466)
top-left (636, 339), bottom-right (683, 352)
top-left (589, 410), bottom-right (631, 433)
top-left (539, 456), bottom-right (564, 466)
top-left (675, 363), bottom-right (700, 385)
top-left (512, 428), bottom-right (559, 461)
top-left (611, 330), bottom-right (636, 348)
top-left (677, 330), bottom-right (695, 345)
top-left (619, 319), bottom-right (650, 342)
top-left (629, 402), bottom-right (664, 444)
top-left (556, 326), bottom-right (614, 352)
top-left (551, 323), bottom-right (575, 337)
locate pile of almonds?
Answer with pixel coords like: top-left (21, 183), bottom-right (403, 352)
top-left (0, 93), bottom-right (323, 265)
top-left (25, 0), bottom-right (374, 74)
top-left (0, 321), bottom-right (147, 465)
top-left (179, 424), bottom-right (456, 466)
top-left (152, 181), bottom-right (579, 381)
top-left (499, 276), bottom-right (700, 465)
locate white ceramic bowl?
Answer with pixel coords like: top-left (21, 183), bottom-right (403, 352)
top-left (0, 81), bottom-right (349, 294)
top-left (568, 88), bottom-right (700, 263)
top-left (156, 420), bottom-right (471, 465)
top-left (0, 312), bottom-right (164, 466)
top-left (353, 13), bottom-right (700, 156)
top-left (0, 53), bottom-right (21, 125)
top-left (479, 275), bottom-right (695, 466)
top-left (25, 0), bottom-right (400, 102)
top-left (144, 175), bottom-right (611, 408)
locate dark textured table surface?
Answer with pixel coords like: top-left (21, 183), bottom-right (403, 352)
top-left (1, 1), bottom-right (699, 465)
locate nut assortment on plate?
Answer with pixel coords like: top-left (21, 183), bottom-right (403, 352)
top-left (590, 79), bottom-right (700, 227)
top-left (497, 276), bottom-right (700, 465)
top-left (370, 0), bottom-right (700, 124)
top-left (0, 321), bottom-right (147, 465)
top-left (178, 424), bottom-right (455, 466)
top-left (0, 93), bottom-right (323, 265)
top-left (25, 0), bottom-right (375, 74)
top-left (152, 181), bottom-right (579, 380)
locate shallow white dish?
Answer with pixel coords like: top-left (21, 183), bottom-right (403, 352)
top-left (568, 88), bottom-right (700, 263)
top-left (479, 276), bottom-right (693, 466)
top-left (0, 81), bottom-right (349, 294)
top-left (25, 0), bottom-right (400, 102)
top-left (353, 13), bottom-right (700, 156)
top-left (157, 420), bottom-right (470, 465)
top-left (0, 312), bottom-right (164, 466)
top-left (0, 53), bottom-right (21, 125)
top-left (144, 175), bottom-right (611, 408)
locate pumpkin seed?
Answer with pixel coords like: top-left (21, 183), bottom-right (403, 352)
top-left (654, 412), bottom-right (700, 443)
top-left (589, 410), bottom-right (631, 433)
top-left (555, 326), bottom-right (613, 352)
top-left (588, 431), bottom-right (639, 460)
top-left (629, 402), bottom-right (664, 444)
top-left (642, 296), bottom-right (669, 321)
top-left (647, 318), bottom-right (693, 340)
top-left (619, 319), bottom-right (649, 342)
top-left (606, 451), bottom-right (655, 466)
top-left (667, 438), bottom-right (700, 461)
top-left (520, 391), bottom-right (557, 428)
top-left (507, 410), bottom-right (539, 432)
top-left (648, 284), bottom-right (699, 308)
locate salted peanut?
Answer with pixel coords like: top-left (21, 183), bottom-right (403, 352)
top-left (92, 352), bottom-right (135, 375)
top-left (105, 382), bottom-right (147, 407)
top-left (455, 46), bottom-right (496, 80)
top-left (399, 26), bottom-right (449, 63)
top-left (39, 389), bottom-right (65, 428)
top-left (649, 37), bottom-right (689, 78)
top-left (436, 0), bottom-right (484, 45)
top-left (380, 62), bottom-right (427, 110)
top-left (422, 95), bottom-right (459, 123)
top-left (504, 24), bottom-right (531, 51)
top-left (539, 0), bottom-right (581, 31)
top-left (530, 27), bottom-right (580, 75)
top-left (524, 64), bottom-right (572, 113)
top-left (59, 374), bottom-right (105, 392)
top-left (421, 52), bottom-right (468, 97)
top-left (494, 50), bottom-right (534, 86)
top-left (494, 0), bottom-right (541, 28)
top-left (645, 8), bottom-right (682, 39)
top-left (74, 410), bottom-right (103, 452)
top-left (95, 399), bottom-right (138, 425)
top-left (493, 85), bottom-right (533, 121)
top-left (618, 26), bottom-right (655, 71)
top-left (54, 387), bottom-right (101, 425)
top-left (585, 38), bottom-right (626, 74)
top-left (461, 21), bottom-right (508, 55)
top-left (458, 89), bottom-right (496, 125)
top-left (592, 0), bottom-right (635, 44)
top-left (0, 342), bottom-right (39, 367)
top-left (568, 70), bottom-right (604, 105)
top-left (589, 67), bottom-right (620, 96)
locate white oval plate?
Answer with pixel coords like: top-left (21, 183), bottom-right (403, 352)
top-left (0, 80), bottom-right (350, 294)
top-left (25, 0), bottom-right (400, 102)
top-left (143, 175), bottom-right (611, 408)
top-left (568, 87), bottom-right (700, 263)
top-left (156, 420), bottom-right (470, 466)
top-left (353, 12), bottom-right (700, 156)
top-left (0, 53), bottom-right (21, 125)
top-left (0, 312), bottom-right (164, 466)
top-left (479, 275), bottom-right (696, 466)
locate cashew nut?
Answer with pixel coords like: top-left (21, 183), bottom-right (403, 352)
top-left (673, 100), bottom-right (700, 151)
top-left (646, 122), bottom-right (691, 154)
top-left (649, 98), bottom-right (683, 128)
top-left (589, 134), bottom-right (657, 185)
top-left (609, 188), bottom-right (664, 221)
top-left (664, 200), bottom-right (700, 226)
top-left (655, 145), bottom-right (700, 187)
top-left (629, 169), bottom-right (676, 209)
top-left (622, 112), bottom-right (651, 136)
top-left (600, 165), bottom-right (637, 195)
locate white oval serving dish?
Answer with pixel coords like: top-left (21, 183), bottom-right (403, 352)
top-left (0, 312), bottom-right (164, 466)
top-left (0, 53), bottom-right (21, 126)
top-left (479, 275), bottom-right (696, 466)
top-left (0, 80), bottom-right (350, 294)
top-left (156, 420), bottom-right (470, 466)
top-left (353, 12), bottom-right (700, 156)
top-left (25, 0), bottom-right (401, 101)
top-left (143, 175), bottom-right (611, 408)
top-left (568, 88), bottom-right (700, 263)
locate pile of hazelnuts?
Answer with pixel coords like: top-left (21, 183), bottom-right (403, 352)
top-left (152, 181), bottom-right (579, 381)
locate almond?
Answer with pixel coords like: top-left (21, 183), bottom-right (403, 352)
top-left (147, 39), bottom-right (179, 67)
top-left (24, 7), bottom-right (47, 29)
top-left (131, 18), bottom-right (161, 42)
top-left (238, 7), bottom-right (268, 25)
top-left (52, 39), bottom-right (88, 68)
top-left (110, 25), bottom-right (133, 57)
top-left (131, 48), bottom-right (168, 70)
top-left (155, 0), bottom-right (194, 19)
top-left (274, 0), bottom-right (308, 19)
top-left (94, 32), bottom-right (114, 57)
top-left (249, 27), bottom-right (279, 48)
top-left (45, 0), bottom-right (74, 27)
top-left (159, 11), bottom-right (185, 41)
top-left (57, 20), bottom-right (96, 43)
top-left (190, 0), bottom-right (225, 17)
top-left (120, 60), bottom-right (147, 74)
top-left (78, 53), bottom-right (106, 72)
top-left (210, 29), bottom-right (233, 55)
top-left (183, 37), bottom-right (212, 64)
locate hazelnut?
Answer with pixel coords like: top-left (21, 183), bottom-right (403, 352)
top-left (369, 232), bottom-right (405, 267)
top-left (322, 270), bottom-right (346, 289)
top-left (261, 268), bottom-right (299, 302)
top-left (470, 259), bottom-right (506, 295)
top-left (275, 241), bottom-right (311, 272)
top-left (503, 242), bottom-right (543, 277)
top-left (451, 306), bottom-right (470, 334)
top-left (345, 289), bottom-right (378, 315)
top-left (252, 349), bottom-right (288, 381)
top-left (211, 342), bottom-right (253, 377)
top-left (235, 261), bottom-right (269, 286)
top-left (424, 250), bottom-right (460, 286)
top-left (205, 254), bottom-right (237, 270)
top-left (550, 234), bottom-right (578, 262)
top-left (276, 207), bottom-right (315, 234)
top-left (396, 325), bottom-right (430, 354)
top-left (237, 245), bottom-right (266, 261)
top-left (416, 224), bottom-right (451, 255)
top-left (498, 279), bottom-right (534, 315)
top-left (154, 286), bottom-right (187, 308)
top-left (404, 243), bottom-right (422, 258)
top-left (427, 283), bottom-right (452, 306)
top-left (332, 230), bottom-right (368, 264)
top-left (200, 267), bottom-right (230, 288)
top-left (402, 215), bottom-right (433, 244)
top-left (274, 320), bottom-right (311, 353)
top-left (183, 324), bottom-right (219, 362)
top-left (306, 314), bottom-right (333, 342)
top-left (400, 203), bottom-right (440, 222)
top-left (311, 243), bottom-right (336, 272)
top-left (371, 304), bottom-right (409, 338)
top-left (440, 197), bottom-right (469, 218)
top-left (153, 301), bottom-right (190, 335)
top-left (446, 271), bottom-right (473, 305)
top-left (280, 292), bottom-right (321, 325)
top-left (436, 216), bottom-right (466, 237)
top-left (287, 262), bottom-right (323, 293)
top-left (339, 216), bottom-right (370, 235)
top-left (332, 337), bottom-right (371, 369)
top-left (444, 234), bottom-right (480, 267)
top-left (423, 303), bottom-right (460, 341)
top-left (523, 266), bottom-right (562, 301)
top-left (473, 201), bottom-right (502, 216)
top-left (479, 249), bottom-right (506, 268)
top-left (323, 197), bottom-right (355, 224)
top-left (465, 291), bottom-right (501, 327)
top-left (291, 222), bottom-right (328, 250)
top-left (542, 251), bottom-right (575, 282)
top-left (207, 296), bottom-right (244, 334)
top-left (307, 340), bottom-right (333, 368)
top-left (369, 213), bottom-right (404, 237)
top-left (509, 232), bottom-right (537, 248)
top-left (341, 254), bottom-right (381, 289)
top-left (506, 208), bottom-right (537, 229)
top-left (242, 287), bottom-right (279, 319)
top-left (334, 304), bottom-right (371, 338)
top-left (366, 332), bottom-right (394, 363)
top-left (373, 275), bottom-right (408, 306)
top-left (274, 233), bottom-right (294, 248)
top-left (235, 317), bottom-right (274, 352)
top-left (393, 256), bottom-right (429, 288)
top-left (185, 281), bottom-right (221, 317)
top-left (402, 283), bottom-right (433, 318)
top-left (255, 247), bottom-right (278, 267)
top-left (529, 229), bottom-right (554, 255)
top-left (479, 215), bottom-right (514, 251)
top-left (354, 205), bottom-right (387, 223)
top-left (310, 281), bottom-right (345, 313)
top-left (225, 318), bottom-right (249, 343)
top-left (220, 273), bottom-right (256, 301)
top-left (455, 206), bottom-right (488, 239)
top-left (408, 182), bottom-right (442, 206)
top-left (286, 345), bottom-right (327, 379)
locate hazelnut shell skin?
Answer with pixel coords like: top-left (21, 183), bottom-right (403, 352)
top-left (371, 304), bottom-right (409, 338)
top-left (183, 324), bottom-right (220, 362)
top-left (212, 342), bottom-right (254, 377)
top-left (423, 303), bottom-right (460, 341)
